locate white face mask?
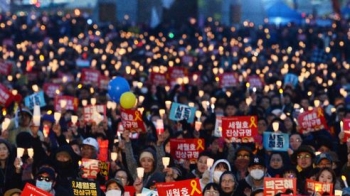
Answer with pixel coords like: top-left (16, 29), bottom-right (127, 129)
top-left (106, 190), bottom-right (122, 196)
top-left (36, 180), bottom-right (53, 192)
top-left (250, 169), bottom-right (265, 180)
top-left (213, 171), bottom-right (224, 183)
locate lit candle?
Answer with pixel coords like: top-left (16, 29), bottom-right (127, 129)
top-left (1, 118), bottom-right (11, 131)
top-left (17, 148), bottom-right (24, 158)
top-left (206, 158), bottom-right (214, 170)
top-left (137, 167), bottom-right (144, 178)
top-left (342, 175), bottom-right (348, 188)
top-left (162, 157), bottom-right (170, 168)
top-left (341, 121), bottom-right (344, 132)
top-left (279, 89), bottom-right (284, 100)
top-left (54, 112), bottom-right (61, 124)
top-left (60, 99), bottom-right (67, 109)
top-left (272, 121), bottom-right (279, 132)
top-left (71, 115), bottom-right (78, 125)
top-left (159, 109), bottom-right (165, 118)
top-left (165, 100), bottom-right (172, 110)
top-left (111, 152), bottom-right (118, 161)
top-left (82, 100), bottom-right (88, 107)
top-left (90, 98), bottom-right (96, 106)
top-left (246, 82), bottom-right (250, 94)
top-left (33, 116), bottom-right (41, 126)
top-left (195, 121), bottom-right (202, 131)
top-left (195, 110), bottom-right (202, 121)
top-left (27, 148), bottom-right (34, 158)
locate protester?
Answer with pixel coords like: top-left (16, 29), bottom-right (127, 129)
top-left (219, 171), bottom-right (238, 196)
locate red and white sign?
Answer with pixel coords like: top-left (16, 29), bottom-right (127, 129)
top-left (54, 96), bottom-right (79, 111)
top-left (97, 139), bottom-right (108, 162)
top-left (0, 60), bottom-right (12, 75)
top-left (218, 73), bottom-right (239, 88)
top-left (120, 108), bottom-right (146, 132)
top-left (343, 118), bottom-right (350, 142)
top-left (170, 139), bottom-right (205, 162)
top-left (81, 68), bottom-right (101, 85)
top-left (297, 107), bottom-right (328, 133)
top-left (167, 67), bottom-right (189, 87)
top-left (150, 72), bottom-right (168, 86)
top-left (43, 83), bottom-right (61, 98)
top-left (306, 179), bottom-right (333, 196)
top-left (99, 75), bottom-right (110, 90)
top-left (247, 75), bottom-right (264, 89)
top-left (156, 179), bottom-right (202, 196)
top-left (0, 84), bottom-right (12, 107)
top-left (83, 105), bottom-right (106, 123)
top-left (81, 158), bottom-right (100, 179)
top-left (221, 116), bottom-right (258, 143)
top-left (124, 186), bottom-right (136, 196)
top-left (21, 182), bottom-right (53, 196)
top-left (264, 177), bottom-right (296, 196)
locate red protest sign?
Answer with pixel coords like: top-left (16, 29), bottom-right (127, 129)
top-left (221, 116), bottom-right (258, 143)
top-left (156, 179), bottom-right (202, 196)
top-left (43, 83), bottom-right (61, 98)
top-left (21, 182), bottom-right (53, 196)
top-left (149, 72), bottom-right (169, 86)
top-left (0, 84), bottom-right (12, 107)
top-left (120, 108), bottom-right (146, 132)
top-left (170, 138), bottom-right (205, 163)
top-left (81, 158), bottom-right (100, 179)
top-left (306, 179), bottom-right (333, 195)
top-left (97, 139), bottom-right (108, 162)
top-left (99, 75), bottom-right (110, 90)
top-left (98, 161), bottom-right (109, 180)
top-left (0, 60), bottom-right (12, 75)
top-left (247, 75), bottom-right (264, 89)
top-left (124, 186), bottom-right (136, 196)
top-left (218, 73), bottom-right (239, 88)
top-left (54, 96), bottom-right (79, 111)
top-left (167, 67), bottom-right (189, 87)
top-left (264, 177), bottom-right (296, 196)
top-left (343, 118), bottom-right (350, 142)
top-left (81, 68), bottom-right (101, 85)
top-left (83, 105), bottom-right (107, 123)
top-left (297, 107), bottom-right (328, 134)
top-left (189, 72), bottom-right (203, 86)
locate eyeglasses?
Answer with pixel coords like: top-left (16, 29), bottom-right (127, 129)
top-left (237, 154), bottom-right (250, 159)
top-left (297, 154), bottom-right (311, 159)
top-left (38, 176), bottom-right (52, 182)
top-left (221, 179), bottom-right (235, 184)
top-left (204, 190), bottom-right (220, 195)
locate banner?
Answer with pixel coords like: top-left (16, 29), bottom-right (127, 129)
top-left (21, 183), bottom-right (53, 196)
top-left (24, 91), bottom-right (46, 109)
top-left (169, 102), bottom-right (196, 123)
top-left (98, 161), bottom-right (109, 180)
top-left (156, 179), bottom-right (202, 196)
top-left (120, 108), bottom-right (146, 132)
top-left (83, 105), bottom-right (106, 123)
top-left (170, 138), bottom-right (205, 162)
top-left (264, 178), bottom-right (296, 196)
top-left (263, 132), bottom-right (289, 151)
top-left (150, 72), bottom-right (169, 86)
top-left (221, 116), bottom-right (258, 143)
top-left (306, 179), bottom-right (333, 196)
top-left (218, 73), bottom-right (238, 88)
top-left (54, 96), bottom-right (79, 111)
top-left (247, 75), bottom-right (264, 89)
top-left (70, 179), bottom-right (100, 196)
top-left (81, 158), bottom-right (100, 179)
top-left (43, 83), bottom-right (61, 98)
top-left (343, 118), bottom-right (350, 142)
top-left (81, 68), bottom-right (100, 85)
top-left (167, 67), bottom-right (188, 87)
top-left (0, 60), bottom-right (12, 75)
top-left (0, 83), bottom-right (12, 107)
top-left (97, 139), bottom-right (109, 162)
top-left (297, 107), bottom-right (328, 133)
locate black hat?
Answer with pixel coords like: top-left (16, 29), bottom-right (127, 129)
top-left (37, 167), bottom-right (56, 180)
top-left (249, 155), bottom-right (265, 167)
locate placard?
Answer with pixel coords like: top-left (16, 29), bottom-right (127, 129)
top-left (263, 132), bottom-right (289, 151)
top-left (218, 73), bottom-right (238, 88)
top-left (284, 73), bottom-right (298, 87)
top-left (297, 107), bottom-right (328, 133)
top-left (99, 75), bottom-right (110, 90)
top-left (169, 102), bottom-right (196, 123)
top-left (70, 179), bottom-right (100, 196)
top-left (221, 116), bottom-right (258, 143)
top-left (21, 182), bottom-right (53, 196)
top-left (98, 161), bottom-right (109, 180)
top-left (264, 178), bottom-right (296, 196)
top-left (343, 118), bottom-right (350, 142)
top-left (120, 108), bottom-right (146, 132)
top-left (43, 83), bottom-right (61, 98)
top-left (167, 67), bottom-right (188, 87)
top-left (0, 83), bottom-right (12, 107)
top-left (306, 179), bottom-right (333, 196)
top-left (156, 179), bottom-right (202, 196)
top-left (54, 96), bottom-right (79, 111)
top-left (0, 60), bottom-right (12, 75)
top-left (81, 68), bottom-right (100, 85)
top-left (150, 72), bottom-right (169, 86)
top-left (247, 75), bottom-right (264, 89)
top-left (97, 139), bottom-right (108, 162)
top-left (81, 159), bottom-right (100, 179)
top-left (83, 105), bottom-right (107, 123)
top-left (24, 91), bottom-right (46, 109)
top-left (170, 138), bottom-right (205, 162)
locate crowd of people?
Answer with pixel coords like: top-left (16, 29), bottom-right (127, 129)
top-left (0, 8), bottom-right (349, 196)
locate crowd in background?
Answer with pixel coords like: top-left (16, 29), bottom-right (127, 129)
top-left (0, 9), bottom-right (350, 196)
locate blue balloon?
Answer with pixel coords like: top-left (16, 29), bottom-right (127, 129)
top-left (108, 77), bottom-right (130, 103)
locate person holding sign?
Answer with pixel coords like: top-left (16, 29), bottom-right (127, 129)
top-left (7, 108), bottom-right (33, 145)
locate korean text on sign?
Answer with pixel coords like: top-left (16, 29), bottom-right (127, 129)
top-left (221, 116), bottom-right (258, 143)
top-left (264, 177), bottom-right (296, 196)
top-left (70, 180), bottom-right (100, 196)
top-left (120, 108), bottom-right (146, 132)
top-left (297, 107), bottom-right (328, 133)
top-left (170, 139), bottom-right (205, 162)
top-left (156, 179), bottom-right (202, 196)
top-left (169, 102), bottom-right (196, 123)
top-left (263, 132), bottom-right (289, 152)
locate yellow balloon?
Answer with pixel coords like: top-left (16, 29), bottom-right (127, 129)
top-left (120, 92), bottom-right (137, 109)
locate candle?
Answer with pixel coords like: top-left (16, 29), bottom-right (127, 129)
top-left (342, 175), bottom-right (348, 188)
top-left (272, 121), bottom-right (279, 132)
top-left (54, 112), bottom-right (61, 124)
top-left (90, 98), bottom-right (96, 106)
top-left (111, 152), bottom-right (118, 161)
top-left (137, 167), bottom-right (144, 178)
top-left (27, 148), bottom-right (34, 158)
top-left (165, 100), bottom-right (172, 110)
top-left (159, 109), bottom-right (165, 118)
top-left (341, 121), bottom-right (344, 132)
top-left (82, 100), bottom-right (88, 107)
top-left (156, 119), bottom-right (164, 135)
top-left (246, 82), bottom-right (250, 94)
top-left (206, 158), bottom-right (214, 170)
top-left (195, 121), bottom-right (202, 131)
top-left (162, 157), bottom-right (170, 168)
top-left (71, 115), bottom-right (78, 125)
top-left (195, 110), bottom-right (202, 121)
top-left (1, 118), bottom-right (11, 131)
top-left (138, 95), bottom-right (145, 105)
top-left (33, 116), bottom-right (41, 126)
top-left (17, 148), bottom-right (24, 158)
top-left (188, 102), bottom-right (195, 107)
top-left (60, 99), bottom-right (67, 108)
top-left (279, 89), bottom-right (284, 100)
